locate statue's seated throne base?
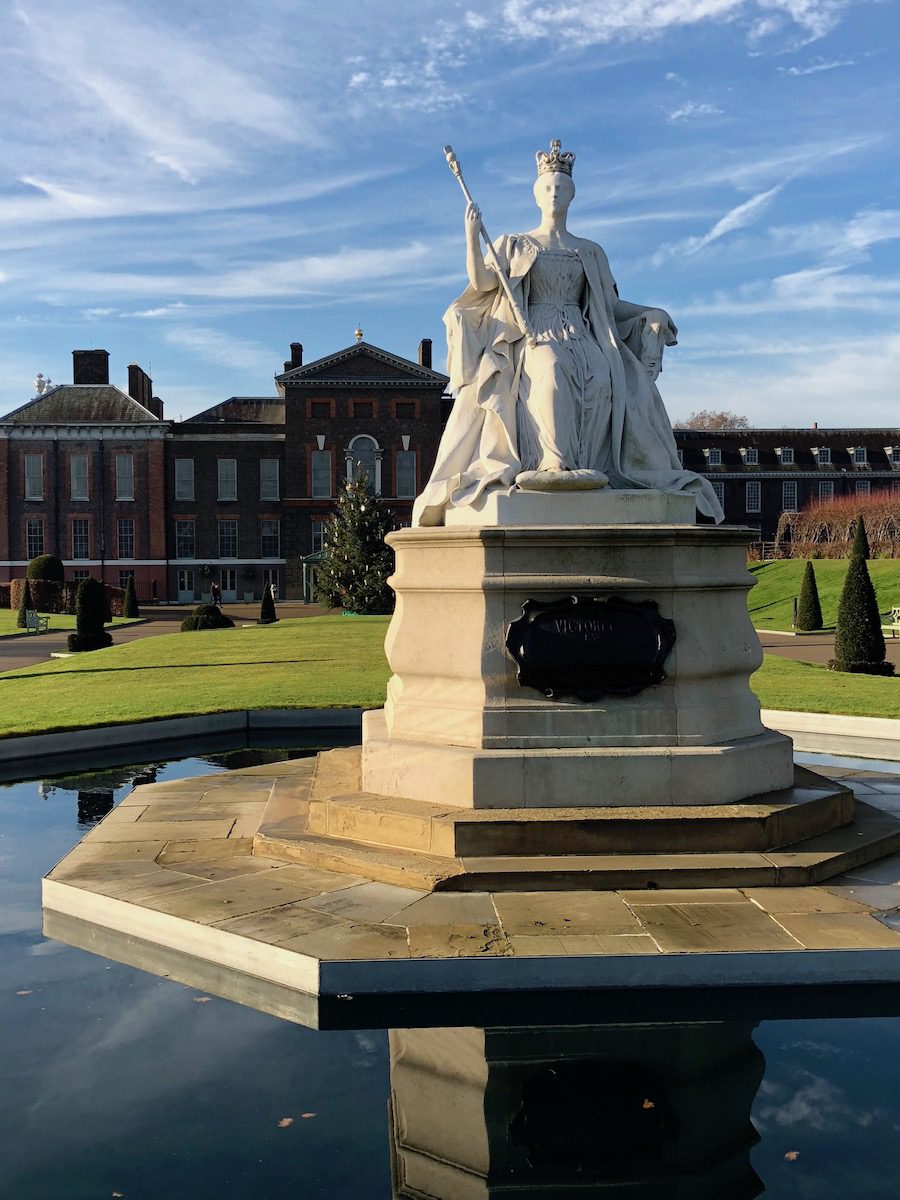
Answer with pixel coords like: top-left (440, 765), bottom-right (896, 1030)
top-left (255, 491), bottom-right (900, 891)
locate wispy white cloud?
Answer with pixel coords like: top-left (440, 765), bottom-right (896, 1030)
top-left (667, 100), bottom-right (724, 122)
top-left (163, 326), bottom-right (276, 374)
top-left (652, 183), bottom-right (785, 264)
top-left (780, 55), bottom-right (857, 74)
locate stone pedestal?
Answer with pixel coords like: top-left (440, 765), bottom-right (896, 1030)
top-left (362, 496), bottom-right (794, 810)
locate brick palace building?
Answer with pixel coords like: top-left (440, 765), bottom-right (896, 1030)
top-left (1, 340), bottom-right (898, 601)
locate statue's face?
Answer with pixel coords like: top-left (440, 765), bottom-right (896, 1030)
top-left (533, 171), bottom-right (575, 218)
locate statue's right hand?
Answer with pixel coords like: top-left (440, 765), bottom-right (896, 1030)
top-left (465, 200), bottom-right (482, 241)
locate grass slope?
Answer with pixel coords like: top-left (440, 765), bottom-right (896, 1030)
top-left (752, 655), bottom-right (900, 719)
top-left (0, 616), bottom-right (390, 737)
top-left (749, 559), bottom-right (900, 630)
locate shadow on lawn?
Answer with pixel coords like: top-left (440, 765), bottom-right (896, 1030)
top-left (0, 658), bottom-right (323, 682)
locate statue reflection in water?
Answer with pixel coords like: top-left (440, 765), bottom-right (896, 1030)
top-left (388, 1022), bottom-right (764, 1199)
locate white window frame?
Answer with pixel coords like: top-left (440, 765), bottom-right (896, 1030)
top-left (71, 518), bottom-right (90, 560)
top-left (70, 453), bottom-right (89, 501)
top-left (260, 519), bottom-right (280, 559)
top-left (311, 450), bottom-right (332, 498)
top-left (744, 447), bottom-right (759, 465)
top-left (818, 481), bottom-right (834, 502)
top-left (855, 479), bottom-right (871, 495)
top-left (853, 446), bottom-right (868, 465)
top-left (347, 435), bottom-right (381, 493)
top-left (782, 480), bottom-right (798, 512)
top-left (259, 458), bottom-right (280, 501)
top-left (711, 480), bottom-right (725, 508)
top-left (175, 458), bottom-right (195, 501)
top-left (115, 453), bottom-right (134, 501)
top-left (396, 449), bottom-right (417, 498)
top-left (816, 447), bottom-right (832, 465)
top-left (117, 517), bottom-right (135, 559)
top-left (217, 458), bottom-right (237, 501)
top-left (218, 519), bottom-right (238, 558)
top-left (24, 454), bottom-right (43, 501)
top-left (780, 447), bottom-right (794, 465)
top-left (26, 518), bottom-right (44, 558)
top-left (310, 518), bottom-right (324, 554)
top-left (892, 447), bottom-right (900, 465)
top-left (746, 481), bottom-right (761, 513)
top-left (175, 520), bottom-right (195, 559)
top-left (707, 447), bottom-right (722, 466)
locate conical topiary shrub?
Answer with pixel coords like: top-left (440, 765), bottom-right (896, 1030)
top-left (831, 517), bottom-right (893, 675)
top-left (123, 575), bottom-right (140, 618)
top-left (67, 577), bottom-right (113, 652)
top-left (794, 561), bottom-right (823, 631)
top-left (258, 586), bottom-right (277, 625)
top-left (16, 578), bottom-right (32, 629)
top-left (851, 514), bottom-right (870, 561)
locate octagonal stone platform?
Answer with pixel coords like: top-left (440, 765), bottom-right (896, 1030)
top-left (41, 753), bottom-right (900, 1027)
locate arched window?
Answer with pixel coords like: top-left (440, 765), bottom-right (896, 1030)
top-left (346, 435), bottom-right (381, 493)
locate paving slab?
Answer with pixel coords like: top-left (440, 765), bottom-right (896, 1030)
top-left (629, 902), bottom-right (804, 952)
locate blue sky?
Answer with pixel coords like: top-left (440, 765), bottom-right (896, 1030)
top-left (0, 0), bottom-right (897, 425)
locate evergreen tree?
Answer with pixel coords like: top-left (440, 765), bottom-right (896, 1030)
top-left (123, 574), bottom-right (140, 618)
top-left (315, 471), bottom-right (396, 614)
top-left (67, 578), bottom-right (113, 651)
top-left (16, 579), bottom-right (32, 628)
top-left (831, 545), bottom-right (893, 676)
top-left (258, 586), bottom-right (277, 624)
top-left (794, 561), bottom-right (823, 631)
top-left (851, 514), bottom-right (870, 561)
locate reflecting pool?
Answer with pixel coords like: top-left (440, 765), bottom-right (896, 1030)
top-left (4, 750), bottom-right (900, 1198)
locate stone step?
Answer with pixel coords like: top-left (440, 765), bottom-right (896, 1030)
top-left (307, 769), bottom-right (853, 859)
top-left (256, 800), bottom-right (900, 893)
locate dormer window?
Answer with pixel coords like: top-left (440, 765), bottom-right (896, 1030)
top-left (851, 446), bottom-right (868, 465)
top-left (745, 447), bottom-right (758, 465)
top-left (885, 445), bottom-right (900, 467)
top-left (776, 446), bottom-right (794, 465)
top-left (705, 447), bottom-right (722, 466)
top-left (813, 446), bottom-right (831, 465)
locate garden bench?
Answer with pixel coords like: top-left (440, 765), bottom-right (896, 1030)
top-left (25, 609), bottom-right (49, 634)
top-left (884, 606), bottom-right (900, 639)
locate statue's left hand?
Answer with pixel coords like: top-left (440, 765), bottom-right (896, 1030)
top-left (643, 307), bottom-right (677, 343)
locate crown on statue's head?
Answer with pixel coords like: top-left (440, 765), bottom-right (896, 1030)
top-left (536, 139), bottom-right (575, 177)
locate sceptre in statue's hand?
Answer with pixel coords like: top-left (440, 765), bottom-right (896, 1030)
top-left (443, 146), bottom-right (535, 346)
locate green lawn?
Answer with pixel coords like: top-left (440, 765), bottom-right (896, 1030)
top-left (0, 616), bottom-right (391, 737)
top-left (752, 654), bottom-right (900, 719)
top-left (748, 558), bottom-right (900, 630)
top-left (0, 610), bottom-right (140, 639)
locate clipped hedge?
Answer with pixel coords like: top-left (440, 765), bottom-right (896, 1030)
top-left (27, 554), bottom-right (65, 583)
top-left (9, 578), bottom-right (125, 615)
top-left (0, 583), bottom-right (10, 609)
top-left (67, 578), bottom-right (113, 652)
top-left (181, 603), bottom-right (235, 632)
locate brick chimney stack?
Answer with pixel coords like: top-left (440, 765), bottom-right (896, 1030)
top-left (72, 349), bottom-right (110, 385)
top-left (291, 342), bottom-right (303, 368)
top-left (418, 338), bottom-right (432, 369)
top-left (127, 362), bottom-right (163, 419)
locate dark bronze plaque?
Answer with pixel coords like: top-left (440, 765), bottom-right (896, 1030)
top-left (505, 595), bottom-right (676, 701)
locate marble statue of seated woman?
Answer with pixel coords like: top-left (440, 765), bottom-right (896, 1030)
top-left (412, 140), bottom-right (724, 526)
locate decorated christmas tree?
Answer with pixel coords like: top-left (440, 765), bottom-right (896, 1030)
top-left (315, 471), bottom-right (397, 614)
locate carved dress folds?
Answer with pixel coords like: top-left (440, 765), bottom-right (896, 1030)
top-left (412, 235), bottom-right (725, 526)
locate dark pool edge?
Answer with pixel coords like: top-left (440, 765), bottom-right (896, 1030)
top-left (0, 708), bottom-right (366, 766)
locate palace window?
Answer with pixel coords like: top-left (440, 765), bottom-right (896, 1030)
top-left (310, 401), bottom-right (330, 418)
top-left (24, 454), bottom-right (43, 500)
top-left (26, 518), bottom-right (44, 558)
top-left (259, 459), bottom-right (280, 501)
top-left (707, 447), bottom-right (722, 466)
top-left (218, 519), bottom-right (238, 558)
top-left (353, 401), bottom-right (374, 419)
top-left (175, 458), bottom-right (195, 500)
top-left (816, 447), bottom-right (832, 465)
top-left (712, 480), bottom-right (725, 507)
top-left (70, 454), bottom-right (89, 500)
top-left (782, 481), bottom-right (798, 512)
top-left (892, 447), bottom-right (900, 465)
top-left (116, 453), bottom-right (134, 500)
top-left (818, 481), bottom-right (834, 502)
top-left (395, 401), bottom-right (416, 420)
top-left (175, 520), bottom-right (195, 558)
top-left (745, 481), bottom-right (761, 513)
top-left (217, 458), bottom-right (237, 501)
top-left (260, 519), bottom-right (281, 558)
top-left (117, 518), bottom-right (135, 559)
top-left (745, 447), bottom-right (759, 465)
top-left (72, 569), bottom-right (90, 584)
top-left (310, 518), bottom-right (324, 554)
top-left (118, 570), bottom-right (134, 590)
top-left (856, 479), bottom-right (871, 495)
top-left (71, 518), bottom-right (90, 560)
top-left (853, 446), bottom-right (868, 465)
top-left (779, 447), bottom-right (795, 465)
top-left (347, 435), bottom-right (378, 488)
top-left (311, 450), bottom-right (332, 498)
top-left (396, 450), bottom-right (417, 498)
